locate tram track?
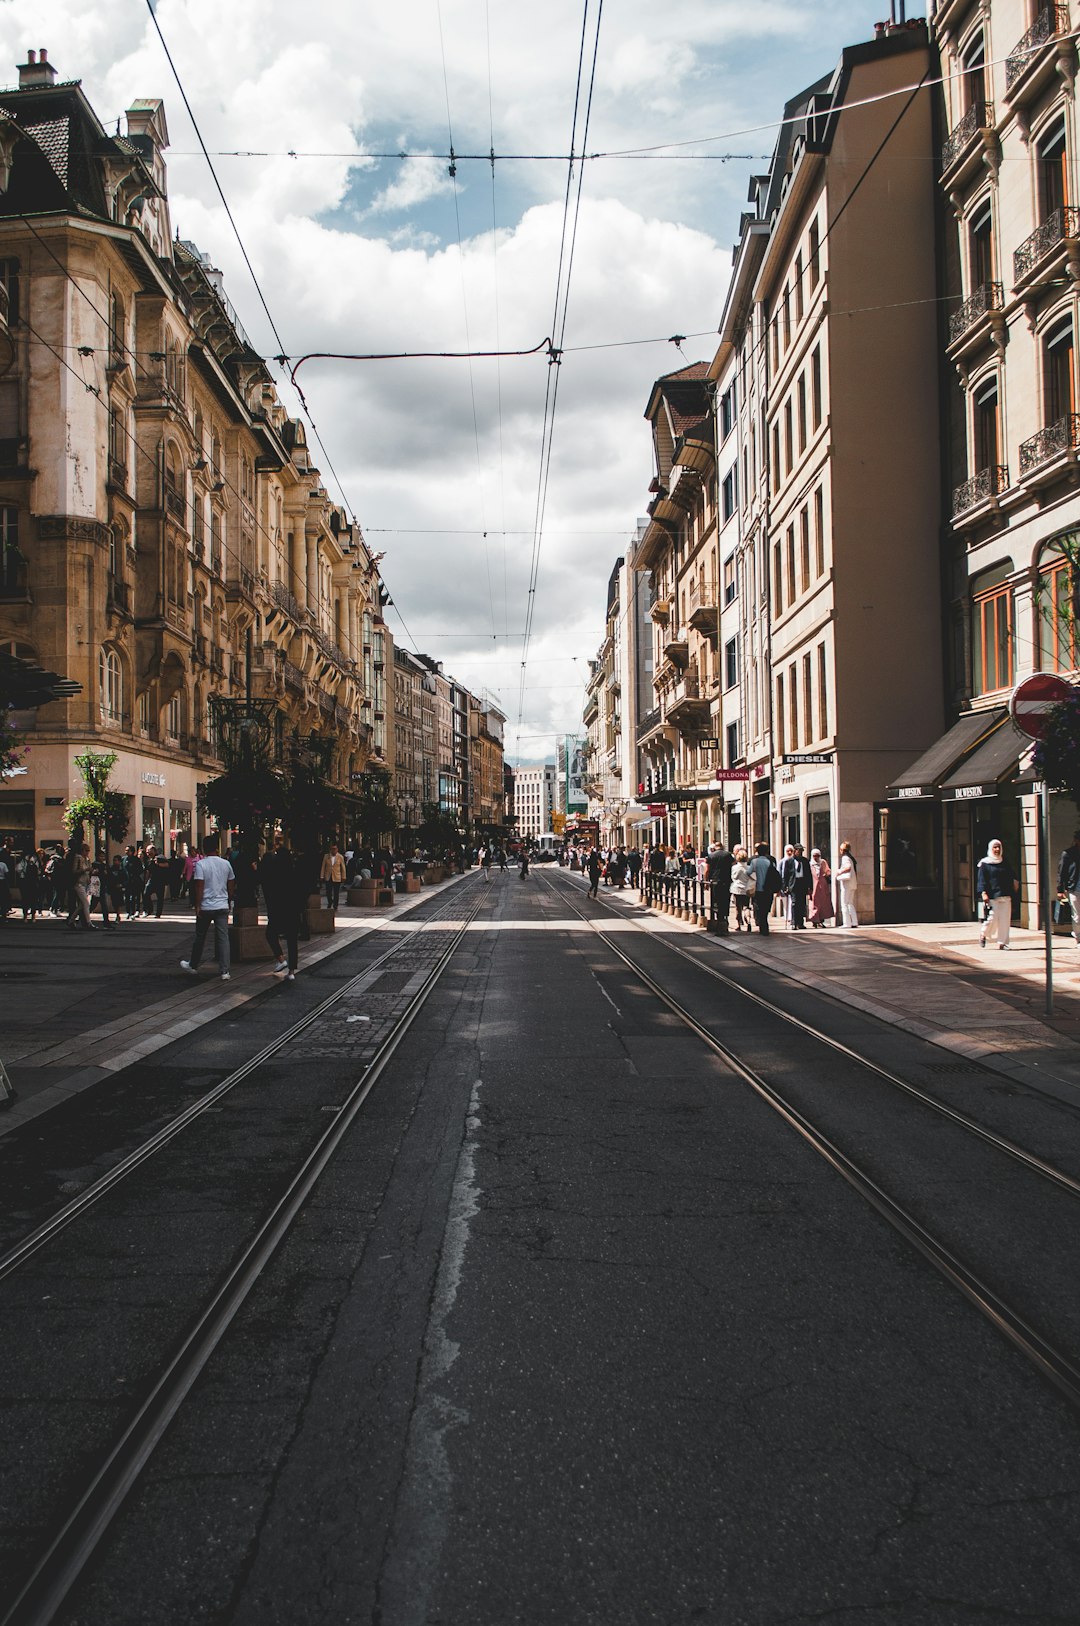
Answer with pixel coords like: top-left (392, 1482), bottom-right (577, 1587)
top-left (539, 870), bottom-right (1080, 1414)
top-left (0, 879), bottom-right (490, 1626)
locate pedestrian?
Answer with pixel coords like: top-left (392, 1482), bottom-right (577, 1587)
top-left (68, 843), bottom-right (95, 931)
top-left (779, 843), bottom-right (796, 927)
top-left (705, 840), bottom-right (734, 934)
top-left (105, 855), bottom-right (126, 927)
top-left (808, 848), bottom-right (834, 927)
top-left (142, 845), bottom-right (171, 918)
top-left (747, 841), bottom-right (783, 935)
top-left (122, 845), bottom-right (144, 917)
top-left (18, 849), bottom-right (42, 922)
top-left (259, 837), bottom-right (304, 980)
top-left (586, 846), bottom-right (602, 898)
top-left (1056, 829), bottom-right (1080, 947)
top-left (498, 847), bottom-right (508, 872)
top-left (180, 832), bottom-right (236, 981)
top-left (730, 846), bottom-right (755, 931)
top-left (836, 841), bottom-right (859, 928)
top-left (976, 837), bottom-right (1018, 951)
top-left (625, 847), bottom-right (642, 889)
top-left (478, 844), bottom-right (492, 883)
top-left (519, 848), bottom-right (530, 879)
top-left (320, 841), bottom-right (347, 910)
top-left (0, 847), bottom-right (9, 921)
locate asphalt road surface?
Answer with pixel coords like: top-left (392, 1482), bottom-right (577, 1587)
top-left (3, 872), bottom-right (1079, 1625)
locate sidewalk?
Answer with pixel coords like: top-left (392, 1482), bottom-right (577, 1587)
top-left (0, 875), bottom-right (467, 1134)
top-left (573, 877), bottom-right (1080, 1101)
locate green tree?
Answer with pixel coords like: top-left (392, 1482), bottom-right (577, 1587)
top-left (63, 750), bottom-right (130, 858)
top-left (355, 768), bottom-right (399, 848)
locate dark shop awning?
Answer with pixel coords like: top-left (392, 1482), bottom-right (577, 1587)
top-left (940, 717), bottom-right (1027, 802)
top-left (885, 709), bottom-right (1006, 801)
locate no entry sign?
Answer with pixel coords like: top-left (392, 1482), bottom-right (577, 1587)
top-left (1009, 672), bottom-right (1075, 740)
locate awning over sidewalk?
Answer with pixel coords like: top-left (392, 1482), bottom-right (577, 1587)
top-left (885, 709), bottom-right (1006, 801)
top-left (940, 717), bottom-right (1029, 801)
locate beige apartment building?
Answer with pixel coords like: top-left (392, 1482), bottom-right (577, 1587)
top-left (0, 49), bottom-right (386, 854)
top-left (885, 0), bottom-right (1080, 925)
top-left (627, 21), bottom-right (944, 919)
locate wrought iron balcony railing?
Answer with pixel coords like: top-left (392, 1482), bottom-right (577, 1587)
top-left (1013, 205), bottom-right (1080, 282)
top-left (270, 578), bottom-right (304, 622)
top-left (952, 464), bottom-right (1008, 518)
top-left (1006, 4), bottom-right (1070, 90)
top-left (164, 486), bottom-right (186, 522)
top-left (1019, 413), bottom-right (1080, 475)
top-left (948, 281), bottom-right (1004, 345)
top-left (942, 101), bottom-right (994, 171)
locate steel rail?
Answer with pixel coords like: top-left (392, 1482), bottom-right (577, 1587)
top-left (1, 883), bottom-right (489, 1626)
top-left (540, 873), bottom-right (1080, 1413)
top-left (546, 871), bottom-right (1080, 1201)
top-left (0, 887), bottom-right (479, 1282)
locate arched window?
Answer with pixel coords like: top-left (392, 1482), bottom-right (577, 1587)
top-left (969, 200), bottom-right (994, 290)
top-left (99, 648), bottom-right (123, 724)
top-left (971, 561), bottom-right (1015, 696)
top-left (1044, 317), bottom-right (1074, 425)
top-left (973, 375), bottom-right (1001, 473)
top-left (166, 693), bottom-right (183, 740)
top-left (1037, 540), bottom-right (1080, 673)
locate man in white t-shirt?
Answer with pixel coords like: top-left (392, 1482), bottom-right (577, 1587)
top-left (180, 832), bottom-right (236, 981)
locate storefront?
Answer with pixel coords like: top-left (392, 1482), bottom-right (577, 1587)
top-left (881, 709), bottom-right (1006, 923)
top-left (940, 723), bottom-right (1028, 924)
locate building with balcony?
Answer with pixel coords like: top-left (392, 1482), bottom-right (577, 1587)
top-left (0, 48), bottom-right (387, 854)
top-left (468, 697), bottom-right (507, 835)
top-left (917, 0), bottom-right (1080, 923)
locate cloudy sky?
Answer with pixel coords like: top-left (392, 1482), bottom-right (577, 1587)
top-left (9, 0), bottom-right (882, 758)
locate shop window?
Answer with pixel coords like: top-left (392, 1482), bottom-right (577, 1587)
top-left (781, 799), bottom-right (801, 848)
top-left (882, 804), bottom-right (938, 891)
top-left (807, 793), bottom-right (831, 864)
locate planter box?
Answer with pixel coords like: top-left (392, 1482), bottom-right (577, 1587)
top-left (348, 880), bottom-right (394, 908)
top-left (305, 892), bottom-right (335, 933)
top-left (229, 904), bottom-right (274, 962)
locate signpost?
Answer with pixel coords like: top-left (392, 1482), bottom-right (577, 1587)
top-left (1010, 672), bottom-right (1075, 1016)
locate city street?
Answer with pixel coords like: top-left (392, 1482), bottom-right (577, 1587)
top-left (3, 871), bottom-right (1080, 1624)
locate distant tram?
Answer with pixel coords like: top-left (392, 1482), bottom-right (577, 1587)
top-left (535, 832), bottom-right (562, 860)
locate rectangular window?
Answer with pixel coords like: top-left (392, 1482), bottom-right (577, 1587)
top-left (771, 318), bottom-right (779, 375)
top-left (814, 487), bottom-right (825, 576)
top-left (772, 424), bottom-right (781, 492)
top-left (773, 540), bottom-right (783, 613)
top-left (797, 375), bottom-right (807, 452)
top-left (809, 218), bottom-right (821, 287)
top-left (720, 384), bottom-right (735, 440)
top-left (800, 506), bottom-right (810, 591)
top-left (784, 401), bottom-right (793, 473)
top-left (0, 258), bottom-right (20, 328)
top-left (795, 252), bottom-right (804, 321)
top-left (1039, 558), bottom-right (1079, 671)
top-left (972, 585), bottom-right (1014, 694)
top-left (726, 720), bottom-right (740, 768)
top-left (786, 525), bottom-right (796, 604)
top-left (723, 554), bottom-right (737, 604)
top-left (811, 346), bottom-right (822, 428)
top-left (818, 643), bottom-right (828, 739)
top-left (722, 469), bottom-right (737, 522)
top-left (776, 672), bottom-right (786, 755)
top-left (0, 505), bottom-right (19, 592)
top-left (725, 636), bottom-right (738, 690)
top-left (803, 653), bottom-right (813, 744)
top-left (782, 286), bottom-right (791, 350)
top-left (789, 662), bottom-right (799, 751)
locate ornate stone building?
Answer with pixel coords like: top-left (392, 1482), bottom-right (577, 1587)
top-left (0, 49), bottom-right (387, 853)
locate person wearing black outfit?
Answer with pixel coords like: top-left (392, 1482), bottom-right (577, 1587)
top-left (976, 838), bottom-right (1018, 950)
top-left (259, 838), bottom-right (305, 980)
top-left (705, 841), bottom-right (735, 934)
top-left (780, 843), bottom-right (813, 929)
top-left (746, 842), bottom-right (782, 935)
top-left (586, 847), bottom-right (602, 899)
top-left (122, 846), bottom-right (144, 918)
top-left (1057, 831), bottom-right (1080, 947)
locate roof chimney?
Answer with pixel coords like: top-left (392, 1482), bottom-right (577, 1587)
top-left (18, 47), bottom-right (59, 89)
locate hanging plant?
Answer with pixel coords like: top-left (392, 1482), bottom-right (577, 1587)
top-left (0, 707), bottom-right (27, 778)
top-left (199, 766), bottom-right (289, 829)
top-left (1032, 690), bottom-right (1080, 806)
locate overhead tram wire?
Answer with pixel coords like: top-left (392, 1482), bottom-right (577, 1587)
top-left (517, 0), bottom-right (603, 730)
top-left (435, 0), bottom-right (498, 652)
top-left (142, 0), bottom-right (358, 552)
top-left (486, 0), bottom-right (510, 648)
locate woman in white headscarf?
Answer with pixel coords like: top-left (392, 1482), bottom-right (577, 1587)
top-left (976, 838), bottom-right (1018, 949)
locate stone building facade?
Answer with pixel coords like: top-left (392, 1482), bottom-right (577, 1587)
top-left (0, 49), bottom-right (387, 854)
